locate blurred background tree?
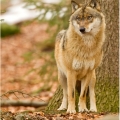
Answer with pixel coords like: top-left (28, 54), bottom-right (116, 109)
top-left (24, 0), bottom-right (71, 50)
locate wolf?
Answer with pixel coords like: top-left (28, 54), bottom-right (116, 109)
top-left (55, 0), bottom-right (106, 113)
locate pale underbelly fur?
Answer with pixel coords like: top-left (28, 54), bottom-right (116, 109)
top-left (58, 57), bottom-right (95, 80)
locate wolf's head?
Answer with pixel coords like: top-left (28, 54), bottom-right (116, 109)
top-left (70, 0), bottom-right (105, 36)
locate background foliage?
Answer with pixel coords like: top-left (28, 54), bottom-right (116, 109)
top-left (23, 0), bottom-right (71, 87)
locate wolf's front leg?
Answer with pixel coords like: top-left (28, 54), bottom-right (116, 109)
top-left (78, 79), bottom-right (88, 112)
top-left (57, 71), bottom-right (68, 110)
top-left (89, 70), bottom-right (97, 112)
top-left (78, 72), bottom-right (92, 112)
top-left (67, 71), bottom-right (76, 114)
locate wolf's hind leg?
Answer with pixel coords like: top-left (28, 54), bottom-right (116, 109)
top-left (57, 71), bottom-right (67, 110)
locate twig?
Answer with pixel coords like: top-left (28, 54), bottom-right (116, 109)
top-left (0, 90), bottom-right (46, 102)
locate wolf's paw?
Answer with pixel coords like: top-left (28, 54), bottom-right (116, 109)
top-left (66, 103), bottom-right (76, 113)
top-left (57, 106), bottom-right (67, 111)
top-left (79, 107), bottom-right (88, 112)
top-left (57, 104), bottom-right (67, 111)
top-left (67, 108), bottom-right (76, 114)
top-left (89, 108), bottom-right (97, 112)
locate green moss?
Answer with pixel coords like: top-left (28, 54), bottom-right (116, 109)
top-left (1, 23), bottom-right (20, 38)
top-left (95, 78), bottom-right (119, 112)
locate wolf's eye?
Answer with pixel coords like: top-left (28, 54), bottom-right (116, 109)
top-left (87, 16), bottom-right (93, 20)
top-left (76, 16), bottom-right (81, 21)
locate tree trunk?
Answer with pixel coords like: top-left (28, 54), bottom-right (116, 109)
top-left (45, 0), bottom-right (119, 114)
top-left (95, 0), bottom-right (119, 112)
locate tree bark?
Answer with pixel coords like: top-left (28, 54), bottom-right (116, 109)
top-left (45, 0), bottom-right (119, 114)
top-left (95, 0), bottom-right (119, 112)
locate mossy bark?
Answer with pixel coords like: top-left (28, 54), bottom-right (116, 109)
top-left (95, 0), bottom-right (119, 112)
top-left (45, 0), bottom-right (119, 114)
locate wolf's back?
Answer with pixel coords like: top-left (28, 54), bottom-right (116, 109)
top-left (56, 30), bottom-right (66, 42)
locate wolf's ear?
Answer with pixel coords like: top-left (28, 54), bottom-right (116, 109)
top-left (71, 1), bottom-right (80, 13)
top-left (89, 0), bottom-right (101, 11)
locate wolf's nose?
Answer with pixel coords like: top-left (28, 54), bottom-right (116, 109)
top-left (80, 27), bottom-right (85, 33)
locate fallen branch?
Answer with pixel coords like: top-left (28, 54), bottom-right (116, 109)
top-left (1, 100), bottom-right (48, 107)
top-left (0, 90), bottom-right (46, 102)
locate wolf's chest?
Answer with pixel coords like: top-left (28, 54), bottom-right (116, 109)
top-left (72, 58), bottom-right (95, 70)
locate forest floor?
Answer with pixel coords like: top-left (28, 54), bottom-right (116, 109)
top-left (2, 110), bottom-right (118, 120)
top-left (1, 21), bottom-right (119, 120)
top-left (1, 21), bottom-right (58, 112)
